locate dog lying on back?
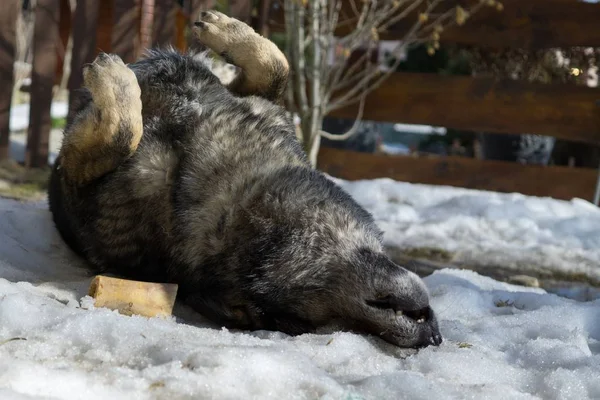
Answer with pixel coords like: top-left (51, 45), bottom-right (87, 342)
top-left (48, 11), bottom-right (442, 348)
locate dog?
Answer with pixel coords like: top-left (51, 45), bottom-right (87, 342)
top-left (47, 11), bottom-right (442, 348)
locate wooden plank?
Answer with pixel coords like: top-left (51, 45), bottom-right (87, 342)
top-left (0, 0), bottom-right (19, 160)
top-left (26, 0), bottom-right (61, 168)
top-left (268, 0), bottom-right (600, 50)
top-left (317, 147), bottom-right (598, 201)
top-left (112, 0), bottom-right (141, 63)
top-left (330, 72), bottom-right (600, 145)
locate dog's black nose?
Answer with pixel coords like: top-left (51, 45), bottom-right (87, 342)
top-left (431, 333), bottom-right (443, 346)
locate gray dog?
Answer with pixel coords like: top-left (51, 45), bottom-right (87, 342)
top-left (47, 11), bottom-right (442, 348)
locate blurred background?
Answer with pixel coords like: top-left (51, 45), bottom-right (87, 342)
top-left (0, 0), bottom-right (599, 203)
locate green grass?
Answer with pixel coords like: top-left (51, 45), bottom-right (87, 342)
top-left (0, 160), bottom-right (50, 201)
top-left (51, 116), bottom-right (66, 129)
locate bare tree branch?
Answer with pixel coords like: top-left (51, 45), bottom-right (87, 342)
top-left (319, 94), bottom-right (366, 141)
top-left (284, 0), bottom-right (497, 166)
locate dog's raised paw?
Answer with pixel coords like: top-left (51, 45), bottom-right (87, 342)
top-left (83, 52), bottom-right (141, 110)
top-left (192, 10), bottom-right (257, 56)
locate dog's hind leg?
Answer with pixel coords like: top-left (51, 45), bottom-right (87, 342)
top-left (192, 11), bottom-right (289, 103)
top-left (58, 53), bottom-right (143, 186)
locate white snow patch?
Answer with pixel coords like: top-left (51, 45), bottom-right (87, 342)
top-left (1, 181), bottom-right (600, 398)
top-left (9, 102), bottom-right (68, 132)
top-left (334, 177), bottom-right (600, 283)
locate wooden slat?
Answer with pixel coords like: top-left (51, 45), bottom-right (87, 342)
top-left (268, 0), bottom-right (600, 50)
top-left (26, 0), bottom-right (61, 168)
top-left (317, 147), bottom-right (598, 201)
top-left (0, 0), bottom-right (19, 160)
top-left (330, 72), bottom-right (600, 145)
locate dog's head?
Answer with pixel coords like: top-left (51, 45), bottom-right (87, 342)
top-left (330, 249), bottom-right (442, 348)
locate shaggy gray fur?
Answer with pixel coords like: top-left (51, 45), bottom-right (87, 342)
top-left (48, 16), bottom-right (442, 348)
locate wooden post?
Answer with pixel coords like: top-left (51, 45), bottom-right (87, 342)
top-left (152, 0), bottom-right (177, 48)
top-left (140, 0), bottom-right (156, 51)
top-left (97, 0), bottom-right (114, 53)
top-left (113, 0), bottom-right (141, 63)
top-left (26, 0), bottom-right (61, 168)
top-left (67, 1), bottom-right (100, 121)
top-left (0, 0), bottom-right (19, 161)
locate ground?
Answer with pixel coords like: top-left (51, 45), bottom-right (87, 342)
top-left (2, 101), bottom-right (599, 399)
top-left (1, 178), bottom-right (599, 399)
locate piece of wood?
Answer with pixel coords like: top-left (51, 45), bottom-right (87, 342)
top-left (88, 275), bottom-right (179, 318)
top-left (26, 0), bottom-right (61, 168)
top-left (267, 0), bottom-right (600, 50)
top-left (317, 147), bottom-right (599, 201)
top-left (0, 0), bottom-right (19, 160)
top-left (329, 71), bottom-right (600, 145)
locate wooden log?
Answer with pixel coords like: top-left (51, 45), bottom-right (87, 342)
top-left (267, 0), bottom-right (600, 50)
top-left (26, 0), bottom-right (61, 168)
top-left (329, 72), bottom-right (600, 145)
top-left (0, 0), bottom-right (19, 160)
top-left (317, 147), bottom-right (599, 202)
top-left (88, 275), bottom-right (178, 318)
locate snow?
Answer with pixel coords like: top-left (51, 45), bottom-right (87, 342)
top-left (9, 102), bottom-right (68, 132)
top-left (334, 177), bottom-right (600, 286)
top-left (1, 179), bottom-right (600, 399)
top-left (8, 102), bottom-right (66, 165)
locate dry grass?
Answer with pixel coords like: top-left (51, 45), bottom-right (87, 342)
top-left (0, 160), bottom-right (50, 201)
